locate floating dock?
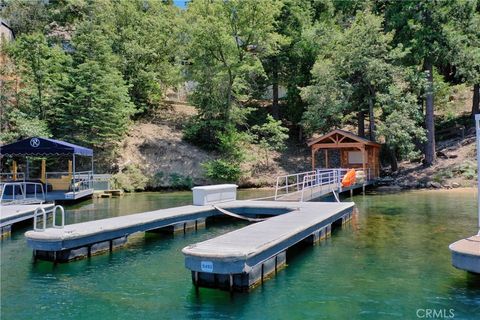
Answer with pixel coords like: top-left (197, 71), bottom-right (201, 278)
top-left (182, 201), bottom-right (354, 291)
top-left (0, 203), bottom-right (54, 237)
top-left (25, 200), bottom-right (300, 262)
top-left (449, 114), bottom-right (480, 275)
top-left (449, 235), bottom-right (480, 274)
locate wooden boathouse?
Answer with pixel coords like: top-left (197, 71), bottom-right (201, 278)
top-left (308, 129), bottom-right (381, 179)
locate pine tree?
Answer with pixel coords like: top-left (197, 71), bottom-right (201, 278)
top-left (56, 24), bottom-right (134, 149)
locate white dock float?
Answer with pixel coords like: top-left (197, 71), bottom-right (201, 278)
top-left (24, 200), bottom-right (300, 262)
top-left (449, 235), bottom-right (480, 274)
top-left (192, 184), bottom-right (237, 205)
top-left (0, 203), bottom-right (54, 236)
top-left (182, 201), bottom-right (354, 291)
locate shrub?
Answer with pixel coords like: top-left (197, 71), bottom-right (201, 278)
top-left (169, 173), bottom-right (194, 189)
top-left (111, 165), bottom-right (148, 192)
top-left (452, 160), bottom-right (477, 180)
top-left (183, 118), bottom-right (226, 150)
top-left (202, 159), bottom-right (242, 182)
top-left (148, 171), bottom-right (165, 189)
top-left (251, 115), bottom-right (289, 166)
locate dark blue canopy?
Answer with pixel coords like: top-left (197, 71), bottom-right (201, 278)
top-left (0, 137), bottom-right (93, 157)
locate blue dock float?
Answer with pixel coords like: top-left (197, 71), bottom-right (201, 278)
top-left (182, 201), bottom-right (354, 291)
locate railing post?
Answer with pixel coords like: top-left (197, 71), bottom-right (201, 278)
top-left (285, 176), bottom-right (288, 194)
top-left (274, 177), bottom-right (279, 200)
top-left (52, 205), bottom-right (65, 229)
top-left (33, 207), bottom-right (46, 232)
top-left (301, 176), bottom-right (306, 202)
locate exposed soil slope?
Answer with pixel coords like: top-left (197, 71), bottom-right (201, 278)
top-left (115, 103), bottom-right (310, 188)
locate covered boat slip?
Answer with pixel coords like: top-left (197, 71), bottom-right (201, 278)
top-left (183, 201), bottom-right (354, 291)
top-left (0, 137), bottom-right (95, 201)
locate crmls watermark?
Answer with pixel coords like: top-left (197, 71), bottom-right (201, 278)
top-left (416, 309), bottom-right (455, 319)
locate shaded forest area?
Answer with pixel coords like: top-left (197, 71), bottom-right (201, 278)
top-left (1, 0), bottom-right (479, 184)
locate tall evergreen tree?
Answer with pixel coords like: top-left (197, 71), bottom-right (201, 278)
top-left (111, 0), bottom-right (182, 114)
top-left (184, 0), bottom-right (282, 125)
top-left (56, 24), bottom-right (134, 148)
top-left (381, 0), bottom-right (474, 166)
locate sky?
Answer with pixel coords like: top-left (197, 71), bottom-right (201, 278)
top-left (172, 0), bottom-right (190, 9)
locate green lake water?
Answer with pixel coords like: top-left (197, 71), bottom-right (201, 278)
top-left (1, 189), bottom-right (479, 319)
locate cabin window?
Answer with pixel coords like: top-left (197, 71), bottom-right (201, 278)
top-left (348, 151), bottom-right (364, 164)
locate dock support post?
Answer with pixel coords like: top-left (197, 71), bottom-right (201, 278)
top-left (195, 218), bottom-right (206, 230)
top-left (1, 225), bottom-right (12, 238)
top-left (274, 256), bottom-right (278, 274)
top-left (362, 184), bottom-right (365, 195)
top-left (350, 189), bottom-right (353, 198)
top-left (261, 264), bottom-right (265, 284)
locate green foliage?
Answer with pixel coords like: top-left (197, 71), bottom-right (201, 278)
top-left (433, 160), bottom-right (477, 183)
top-left (301, 11), bottom-right (399, 135)
top-left (252, 115), bottom-right (289, 166)
top-left (376, 84), bottom-right (426, 161)
top-left (198, 126), bottom-right (251, 182)
top-left (110, 0), bottom-right (181, 114)
top-left (183, 118), bottom-right (227, 150)
top-left (148, 171), bottom-right (165, 189)
top-left (217, 129), bottom-right (253, 161)
top-left (202, 159), bottom-right (243, 183)
top-left (55, 24), bottom-right (135, 148)
top-left (169, 173), bottom-right (194, 189)
top-left (1, 0), bottom-right (49, 35)
top-left (7, 33), bottom-right (70, 122)
top-left (453, 160), bottom-right (477, 180)
top-left (184, 0), bottom-right (282, 145)
top-left (111, 164), bottom-right (148, 192)
top-left (1, 0), bottom-right (479, 180)
top-left (0, 108), bottom-right (51, 144)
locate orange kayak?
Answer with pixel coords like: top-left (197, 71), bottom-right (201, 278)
top-left (341, 169), bottom-right (356, 187)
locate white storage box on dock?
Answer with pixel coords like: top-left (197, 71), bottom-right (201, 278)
top-left (192, 184), bottom-right (238, 206)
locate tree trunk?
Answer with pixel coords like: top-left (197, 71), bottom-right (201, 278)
top-left (472, 83), bottom-right (480, 117)
top-left (389, 147), bottom-right (398, 172)
top-left (357, 111), bottom-right (365, 137)
top-left (424, 60), bottom-right (436, 166)
top-left (271, 58), bottom-right (279, 119)
top-left (368, 95), bottom-right (375, 141)
top-left (226, 68), bottom-right (233, 123)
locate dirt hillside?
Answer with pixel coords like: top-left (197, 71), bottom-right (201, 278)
top-left (115, 103), bottom-right (310, 189)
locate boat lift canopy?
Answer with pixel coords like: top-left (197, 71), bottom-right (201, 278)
top-left (0, 137), bottom-right (93, 157)
top-left (0, 137), bottom-right (94, 201)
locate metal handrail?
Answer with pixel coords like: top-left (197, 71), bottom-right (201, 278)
top-left (0, 182), bottom-right (45, 204)
top-left (52, 205), bottom-right (65, 229)
top-left (274, 167), bottom-right (375, 201)
top-left (33, 207), bottom-right (47, 231)
top-left (0, 172), bottom-right (25, 182)
top-left (274, 171), bottom-right (315, 200)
